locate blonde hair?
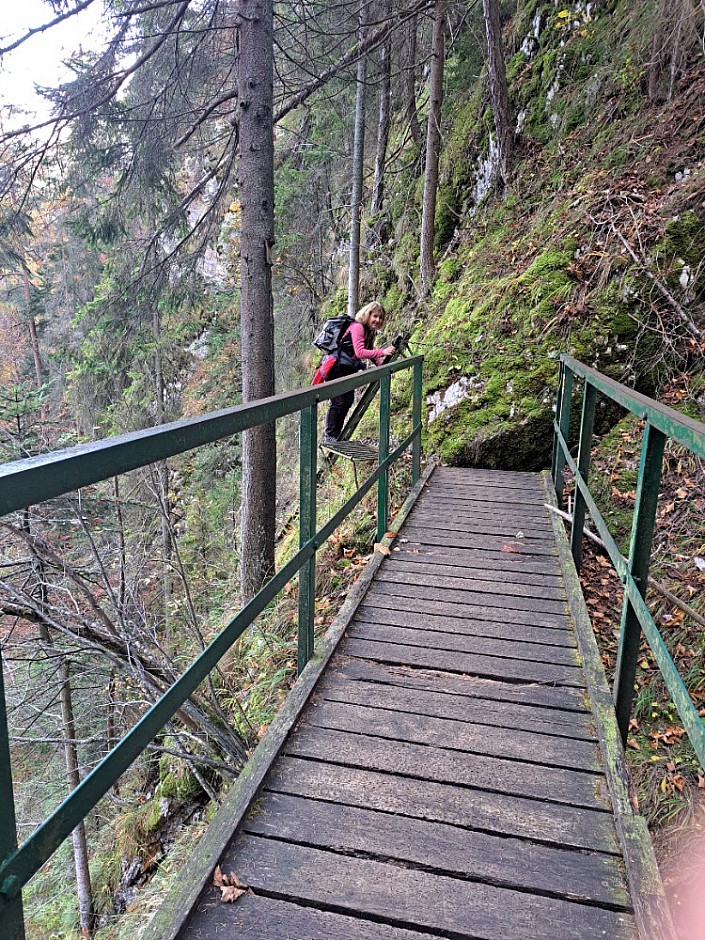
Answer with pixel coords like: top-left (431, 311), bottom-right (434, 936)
top-left (356, 301), bottom-right (386, 328)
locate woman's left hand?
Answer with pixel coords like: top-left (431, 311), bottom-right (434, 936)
top-left (382, 346), bottom-right (396, 357)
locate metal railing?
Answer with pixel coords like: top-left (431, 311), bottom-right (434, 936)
top-left (0, 355), bottom-right (424, 939)
top-left (552, 355), bottom-right (705, 766)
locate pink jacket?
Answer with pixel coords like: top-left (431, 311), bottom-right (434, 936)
top-left (345, 322), bottom-right (387, 365)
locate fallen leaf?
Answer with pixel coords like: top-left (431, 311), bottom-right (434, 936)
top-left (374, 543), bottom-right (391, 556)
top-left (501, 544), bottom-right (521, 553)
top-left (213, 866), bottom-right (250, 904)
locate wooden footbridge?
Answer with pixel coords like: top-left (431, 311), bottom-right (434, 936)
top-left (1, 356), bottom-right (704, 940)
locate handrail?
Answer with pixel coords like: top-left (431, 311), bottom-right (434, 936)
top-left (0, 355), bottom-right (424, 939)
top-left (552, 355), bottom-right (705, 768)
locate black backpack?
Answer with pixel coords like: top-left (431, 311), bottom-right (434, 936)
top-left (312, 314), bottom-right (354, 354)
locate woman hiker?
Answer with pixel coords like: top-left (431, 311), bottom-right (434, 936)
top-left (323, 301), bottom-right (396, 444)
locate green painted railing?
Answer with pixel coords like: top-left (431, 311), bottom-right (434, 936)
top-left (0, 355), bottom-right (423, 939)
top-left (552, 355), bottom-right (705, 766)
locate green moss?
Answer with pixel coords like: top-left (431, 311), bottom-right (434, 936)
top-left (657, 210), bottom-right (705, 271)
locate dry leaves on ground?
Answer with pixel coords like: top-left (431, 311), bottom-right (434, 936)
top-left (213, 865), bottom-right (251, 903)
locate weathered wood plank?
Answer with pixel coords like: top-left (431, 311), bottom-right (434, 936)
top-left (354, 603), bottom-right (577, 647)
top-left (421, 487), bottom-right (545, 506)
top-left (341, 635), bottom-right (586, 686)
top-left (427, 470), bottom-right (542, 485)
top-left (329, 656), bottom-right (589, 710)
top-left (389, 553), bottom-right (564, 588)
top-left (394, 543), bottom-right (559, 574)
top-left (368, 579), bottom-right (569, 615)
top-left (317, 673), bottom-right (594, 738)
top-left (429, 474), bottom-right (544, 492)
top-left (267, 755), bottom-right (618, 853)
top-left (411, 506), bottom-right (553, 533)
top-left (400, 525), bottom-right (558, 555)
top-left (410, 517), bottom-right (554, 542)
top-left (244, 791), bottom-right (629, 906)
top-left (183, 892), bottom-right (438, 939)
top-left (302, 699), bottom-right (602, 771)
top-left (285, 725), bottom-right (610, 808)
top-left (365, 588), bottom-right (571, 629)
top-left (349, 620), bottom-right (579, 667)
top-left (375, 566), bottom-right (566, 601)
top-left (217, 836), bottom-right (636, 940)
top-left (415, 493), bottom-right (546, 512)
top-left (413, 496), bottom-right (549, 516)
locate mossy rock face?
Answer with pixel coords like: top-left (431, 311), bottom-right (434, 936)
top-left (435, 409), bottom-right (555, 471)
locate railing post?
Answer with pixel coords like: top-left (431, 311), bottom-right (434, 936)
top-left (571, 381), bottom-right (597, 572)
top-left (412, 360), bottom-right (422, 485)
top-left (0, 652), bottom-right (26, 940)
top-left (297, 403), bottom-right (317, 674)
top-left (377, 371), bottom-right (391, 543)
top-left (552, 361), bottom-right (573, 505)
top-left (614, 422), bottom-right (666, 744)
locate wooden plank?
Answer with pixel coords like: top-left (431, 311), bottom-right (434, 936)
top-left (387, 555), bottom-right (564, 590)
top-left (329, 656), bottom-right (589, 711)
top-left (375, 566), bottom-right (566, 601)
top-left (217, 836), bottom-right (636, 940)
top-left (421, 487), bottom-right (545, 506)
top-left (430, 471), bottom-right (543, 491)
top-left (393, 543), bottom-right (560, 575)
top-left (317, 674), bottom-right (595, 738)
top-left (417, 496), bottom-right (548, 513)
top-left (417, 495), bottom-right (546, 513)
top-left (183, 892), bottom-right (438, 939)
top-left (302, 699), bottom-right (602, 772)
top-left (366, 588), bottom-right (571, 630)
top-left (244, 791), bottom-right (629, 907)
top-left (354, 603), bottom-right (577, 647)
top-left (368, 579), bottom-right (569, 615)
top-left (268, 755), bottom-right (618, 853)
top-left (418, 487), bottom-right (543, 506)
top-left (285, 725), bottom-right (611, 808)
top-left (341, 635), bottom-right (586, 687)
top-left (349, 620), bottom-right (579, 667)
top-left (410, 512), bottom-right (553, 538)
top-left (409, 514), bottom-right (554, 540)
top-left (400, 526), bottom-right (558, 555)
top-left (411, 511), bottom-right (551, 533)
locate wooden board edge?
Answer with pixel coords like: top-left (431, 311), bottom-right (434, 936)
top-left (540, 470), bottom-right (676, 940)
top-left (141, 461), bottom-right (439, 940)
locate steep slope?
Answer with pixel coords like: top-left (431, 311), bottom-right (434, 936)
top-left (380, 0), bottom-right (704, 469)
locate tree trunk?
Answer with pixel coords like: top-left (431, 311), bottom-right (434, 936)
top-left (482, 0), bottom-right (512, 186)
top-left (404, 14), bottom-right (421, 146)
top-left (58, 657), bottom-right (95, 939)
top-left (419, 0), bottom-right (446, 296)
top-left (371, 0), bottom-right (392, 216)
top-left (21, 269), bottom-right (43, 389)
top-left (35, 599), bottom-right (94, 936)
top-left (151, 305), bottom-right (172, 629)
top-left (238, 0), bottom-right (276, 603)
top-left (347, 4), bottom-right (368, 317)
